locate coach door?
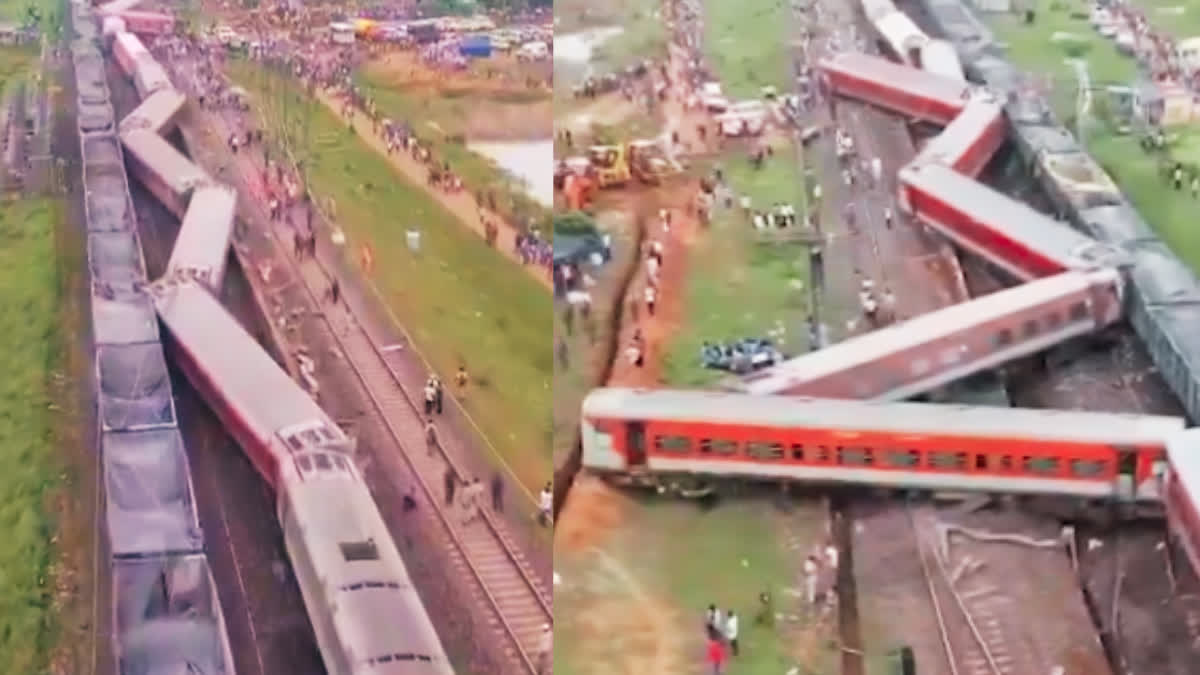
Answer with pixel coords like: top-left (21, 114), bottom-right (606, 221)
top-left (626, 422), bottom-right (647, 468)
top-left (1115, 447), bottom-right (1136, 502)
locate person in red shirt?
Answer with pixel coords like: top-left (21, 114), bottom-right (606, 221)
top-left (707, 635), bottom-right (726, 674)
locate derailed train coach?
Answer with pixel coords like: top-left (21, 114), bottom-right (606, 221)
top-left (911, 0), bottom-right (1200, 425)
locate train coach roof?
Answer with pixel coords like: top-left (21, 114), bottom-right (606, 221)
top-left (916, 93), bottom-right (1003, 162)
top-left (120, 88), bottom-right (185, 135)
top-left (584, 388), bottom-right (1186, 444)
top-left (167, 185), bottom-right (237, 273)
top-left (737, 269), bottom-right (1113, 395)
top-left (120, 129), bottom-right (210, 192)
top-left (901, 162), bottom-right (1104, 263)
top-left (152, 280), bottom-right (332, 436)
top-left (821, 52), bottom-right (971, 104)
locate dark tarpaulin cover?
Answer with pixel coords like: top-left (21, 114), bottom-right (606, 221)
top-left (103, 429), bottom-right (203, 557)
top-left (97, 342), bottom-right (177, 431)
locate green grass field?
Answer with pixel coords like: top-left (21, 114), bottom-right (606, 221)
top-left (228, 61), bottom-right (554, 493)
top-left (663, 157), bottom-right (811, 387)
top-left (703, 0), bottom-right (793, 99)
top-left (0, 197), bottom-right (72, 674)
top-left (554, 485), bottom-right (833, 675)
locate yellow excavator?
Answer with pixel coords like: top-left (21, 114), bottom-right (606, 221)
top-left (587, 144), bottom-right (632, 188)
top-left (627, 139), bottom-right (682, 185)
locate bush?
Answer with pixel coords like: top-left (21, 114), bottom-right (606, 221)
top-left (554, 211), bottom-right (598, 236)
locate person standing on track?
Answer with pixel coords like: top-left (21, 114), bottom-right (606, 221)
top-left (424, 380), bottom-right (437, 415)
top-left (535, 623), bottom-right (552, 674)
top-left (443, 464), bottom-right (457, 506)
top-left (490, 471), bottom-right (504, 513)
top-left (461, 477), bottom-right (484, 526)
top-left (424, 417), bottom-right (438, 455)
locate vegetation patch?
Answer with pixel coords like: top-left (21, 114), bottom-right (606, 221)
top-left (0, 197), bottom-right (80, 674)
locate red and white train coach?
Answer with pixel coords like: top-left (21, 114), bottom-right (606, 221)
top-left (114, 10), bottom-right (175, 37)
top-left (1166, 430), bottom-right (1200, 581)
top-left (151, 280), bottom-right (454, 674)
top-left (164, 184), bottom-right (237, 294)
top-left (119, 128), bottom-right (210, 217)
top-left (730, 267), bottom-right (1124, 400)
top-left (818, 52), bottom-right (972, 125)
top-left (912, 93), bottom-right (1006, 178)
top-left (898, 162), bottom-right (1126, 281)
top-left (582, 388), bottom-right (1185, 502)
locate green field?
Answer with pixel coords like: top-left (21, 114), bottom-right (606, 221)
top-left (554, 484), bottom-right (835, 675)
top-left (0, 197), bottom-right (76, 674)
top-left (228, 61), bottom-right (554, 494)
top-left (663, 157), bottom-right (811, 387)
top-left (703, 0), bottom-right (794, 99)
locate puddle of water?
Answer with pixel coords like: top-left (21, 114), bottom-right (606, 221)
top-left (468, 139), bottom-right (554, 208)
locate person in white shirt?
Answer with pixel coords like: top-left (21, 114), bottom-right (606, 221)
top-left (538, 483), bottom-right (553, 526)
top-left (725, 610), bottom-right (739, 656)
top-left (644, 285), bottom-right (657, 316)
top-left (825, 544), bottom-right (839, 570)
top-left (803, 555), bottom-right (819, 604)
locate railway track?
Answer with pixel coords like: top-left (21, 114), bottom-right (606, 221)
top-left (169, 85), bottom-right (552, 669)
top-left (909, 506), bottom-right (1008, 675)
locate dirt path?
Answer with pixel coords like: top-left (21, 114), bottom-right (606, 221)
top-left (313, 88), bottom-right (552, 291)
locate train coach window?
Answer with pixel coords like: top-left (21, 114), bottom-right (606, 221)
top-left (340, 539), bottom-right (381, 562)
top-left (992, 329), bottom-right (1013, 348)
top-left (1045, 312), bottom-right (1062, 330)
top-left (700, 439), bottom-right (739, 456)
top-left (1022, 320), bottom-right (1039, 338)
top-left (333, 454), bottom-right (349, 472)
top-left (1070, 459), bottom-right (1107, 477)
top-left (816, 446), bottom-right (832, 463)
top-left (1023, 456), bottom-right (1061, 475)
top-left (1069, 302), bottom-right (1088, 322)
top-left (746, 442), bottom-right (785, 460)
top-left (838, 447), bottom-right (873, 466)
top-left (929, 451), bottom-right (966, 471)
top-left (303, 429), bottom-right (322, 445)
top-left (655, 435), bottom-right (692, 454)
top-left (313, 453), bottom-right (333, 471)
top-left (911, 358), bottom-right (931, 376)
top-left (882, 450), bottom-right (920, 468)
top-left (296, 455), bottom-right (313, 473)
top-left (791, 444), bottom-right (806, 461)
